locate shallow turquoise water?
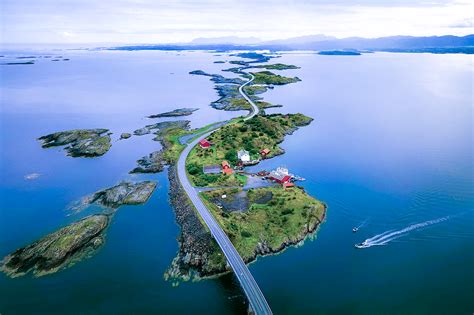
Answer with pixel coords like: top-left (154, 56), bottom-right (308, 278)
top-left (0, 50), bottom-right (472, 314)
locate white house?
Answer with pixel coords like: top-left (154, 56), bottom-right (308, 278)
top-left (237, 149), bottom-right (251, 163)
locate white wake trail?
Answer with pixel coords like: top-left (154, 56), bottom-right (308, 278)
top-left (358, 215), bottom-right (451, 248)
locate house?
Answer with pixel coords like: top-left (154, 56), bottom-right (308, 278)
top-left (222, 160), bottom-right (233, 175)
top-left (199, 139), bottom-right (211, 148)
top-left (203, 165), bottom-right (221, 174)
top-left (237, 149), bottom-right (250, 162)
top-left (260, 148), bottom-right (271, 157)
top-left (223, 168), bottom-right (233, 175)
top-left (268, 167), bottom-right (292, 184)
top-left (283, 182), bottom-right (295, 189)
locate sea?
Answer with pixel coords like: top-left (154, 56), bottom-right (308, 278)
top-left (0, 48), bottom-right (472, 314)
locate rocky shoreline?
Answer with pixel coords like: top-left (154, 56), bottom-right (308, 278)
top-left (165, 166), bottom-right (224, 281)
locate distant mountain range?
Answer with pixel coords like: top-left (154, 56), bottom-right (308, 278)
top-left (113, 34), bottom-right (474, 54)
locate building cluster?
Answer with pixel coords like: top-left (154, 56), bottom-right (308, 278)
top-left (198, 138), bottom-right (295, 188)
top-left (199, 137), bottom-right (273, 176)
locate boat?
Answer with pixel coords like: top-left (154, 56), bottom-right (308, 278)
top-left (354, 241), bottom-right (368, 249)
top-left (352, 227), bottom-right (358, 233)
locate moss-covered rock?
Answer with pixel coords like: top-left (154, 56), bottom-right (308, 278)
top-left (89, 181), bottom-right (157, 208)
top-left (38, 129), bottom-right (112, 157)
top-left (1, 214), bottom-right (110, 278)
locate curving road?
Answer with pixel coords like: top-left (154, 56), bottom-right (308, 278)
top-left (177, 72), bottom-right (273, 315)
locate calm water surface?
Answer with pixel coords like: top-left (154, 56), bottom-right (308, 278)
top-left (0, 50), bottom-right (472, 314)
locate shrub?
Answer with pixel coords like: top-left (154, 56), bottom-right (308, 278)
top-left (241, 230), bottom-right (252, 238)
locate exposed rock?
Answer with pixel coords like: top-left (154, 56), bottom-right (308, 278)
top-left (120, 133), bottom-right (131, 140)
top-left (133, 120), bottom-right (190, 136)
top-left (38, 129), bottom-right (112, 157)
top-left (189, 70), bottom-right (245, 84)
top-left (164, 166), bottom-right (221, 282)
top-left (1, 214), bottom-right (110, 278)
top-left (130, 151), bottom-right (164, 173)
top-left (89, 181), bottom-right (157, 208)
top-left (130, 120), bottom-right (190, 174)
top-left (148, 108), bottom-right (198, 118)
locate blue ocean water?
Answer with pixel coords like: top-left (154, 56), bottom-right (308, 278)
top-left (0, 50), bottom-right (472, 314)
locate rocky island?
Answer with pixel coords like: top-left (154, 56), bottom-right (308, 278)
top-left (90, 181), bottom-right (156, 208)
top-left (38, 129), bottom-right (112, 157)
top-left (1, 214), bottom-right (110, 278)
top-left (148, 108), bottom-right (199, 118)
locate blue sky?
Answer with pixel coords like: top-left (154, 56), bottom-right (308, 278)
top-left (1, 0), bottom-right (472, 44)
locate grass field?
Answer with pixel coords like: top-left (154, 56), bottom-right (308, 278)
top-left (200, 186), bottom-right (326, 268)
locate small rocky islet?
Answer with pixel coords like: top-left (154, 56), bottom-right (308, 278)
top-left (89, 181), bottom-right (157, 208)
top-left (72, 181), bottom-right (158, 211)
top-left (1, 214), bottom-right (110, 278)
top-left (147, 108), bottom-right (199, 118)
top-left (38, 128), bottom-right (112, 157)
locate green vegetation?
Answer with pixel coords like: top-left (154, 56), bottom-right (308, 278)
top-left (251, 71), bottom-right (301, 85)
top-left (254, 63), bottom-right (300, 70)
top-left (1, 214), bottom-right (109, 277)
top-left (186, 113), bottom-right (313, 187)
top-left (201, 186), bottom-right (326, 268)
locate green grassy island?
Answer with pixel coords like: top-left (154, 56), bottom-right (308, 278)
top-left (200, 186), bottom-right (326, 271)
top-left (251, 70), bottom-right (301, 85)
top-left (186, 113), bottom-right (313, 187)
top-left (254, 63), bottom-right (300, 70)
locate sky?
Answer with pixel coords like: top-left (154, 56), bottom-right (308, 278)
top-left (1, 0), bottom-right (473, 44)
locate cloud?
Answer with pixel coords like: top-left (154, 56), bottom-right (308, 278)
top-left (1, 0), bottom-right (473, 44)
top-left (449, 18), bottom-right (473, 28)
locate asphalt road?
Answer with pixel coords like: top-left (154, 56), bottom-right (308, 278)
top-left (176, 72), bottom-right (273, 315)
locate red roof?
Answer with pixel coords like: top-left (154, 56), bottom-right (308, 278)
top-left (283, 182), bottom-right (295, 188)
top-left (223, 167), bottom-right (233, 175)
top-left (221, 160), bottom-right (230, 168)
top-left (260, 148), bottom-right (271, 155)
top-left (269, 174), bottom-right (292, 184)
top-left (199, 139), bottom-right (211, 148)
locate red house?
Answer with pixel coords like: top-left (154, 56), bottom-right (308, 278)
top-left (260, 148), bottom-right (271, 157)
top-left (268, 167), bottom-right (291, 184)
top-left (221, 160), bottom-right (233, 175)
top-left (199, 139), bottom-right (211, 148)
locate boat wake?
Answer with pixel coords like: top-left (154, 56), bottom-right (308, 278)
top-left (355, 215), bottom-right (451, 249)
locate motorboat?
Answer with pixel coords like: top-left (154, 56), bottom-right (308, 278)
top-left (354, 241), bottom-right (368, 249)
top-left (352, 227), bottom-right (358, 233)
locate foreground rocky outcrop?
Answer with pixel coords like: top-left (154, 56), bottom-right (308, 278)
top-left (1, 214), bottom-right (110, 278)
top-left (38, 129), bottom-right (112, 157)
